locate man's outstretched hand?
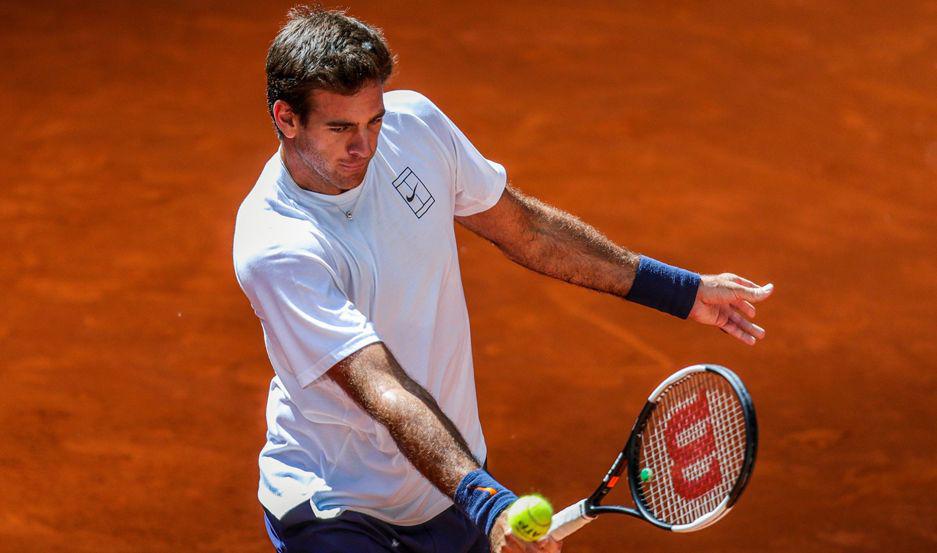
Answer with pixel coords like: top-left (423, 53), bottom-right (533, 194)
top-left (689, 274), bottom-right (774, 346)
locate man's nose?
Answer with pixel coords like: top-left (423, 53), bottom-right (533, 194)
top-left (347, 128), bottom-right (372, 158)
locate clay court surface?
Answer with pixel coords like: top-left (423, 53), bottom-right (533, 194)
top-left (2, 1), bottom-right (935, 551)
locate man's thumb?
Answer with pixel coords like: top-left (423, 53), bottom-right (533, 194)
top-left (736, 282), bottom-right (774, 302)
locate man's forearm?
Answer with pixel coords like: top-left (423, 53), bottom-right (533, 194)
top-left (328, 343), bottom-right (479, 496)
top-left (491, 188), bottom-right (640, 298)
top-left (330, 343), bottom-right (521, 541)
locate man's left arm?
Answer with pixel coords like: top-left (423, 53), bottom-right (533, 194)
top-left (456, 185), bottom-right (773, 345)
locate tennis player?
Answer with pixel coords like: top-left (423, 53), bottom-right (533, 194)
top-left (233, 6), bottom-right (774, 553)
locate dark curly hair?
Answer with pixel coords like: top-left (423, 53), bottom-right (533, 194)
top-left (265, 5), bottom-right (395, 136)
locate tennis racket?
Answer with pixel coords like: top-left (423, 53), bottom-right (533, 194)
top-left (549, 364), bottom-right (757, 539)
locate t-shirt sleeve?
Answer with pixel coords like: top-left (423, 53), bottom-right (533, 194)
top-left (236, 249), bottom-right (381, 387)
top-left (412, 94), bottom-right (507, 216)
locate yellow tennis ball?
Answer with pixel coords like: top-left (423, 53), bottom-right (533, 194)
top-left (507, 494), bottom-right (553, 542)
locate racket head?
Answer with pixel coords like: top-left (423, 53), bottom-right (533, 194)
top-left (626, 364), bottom-right (757, 532)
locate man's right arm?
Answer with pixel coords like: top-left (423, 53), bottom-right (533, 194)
top-left (328, 342), bottom-right (479, 496)
top-left (327, 342), bottom-right (559, 553)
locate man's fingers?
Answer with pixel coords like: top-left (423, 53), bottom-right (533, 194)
top-left (536, 536), bottom-right (562, 552)
top-left (731, 282), bottom-right (774, 303)
top-left (730, 311), bottom-right (765, 339)
top-left (499, 533), bottom-right (525, 553)
top-left (500, 534), bottom-right (560, 553)
top-left (722, 320), bottom-right (756, 346)
top-left (722, 311), bottom-right (765, 345)
top-left (732, 299), bottom-right (757, 318)
top-left (696, 275), bottom-right (773, 345)
top-left (501, 532), bottom-right (554, 553)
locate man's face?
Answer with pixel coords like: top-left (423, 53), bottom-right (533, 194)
top-left (291, 82), bottom-right (385, 194)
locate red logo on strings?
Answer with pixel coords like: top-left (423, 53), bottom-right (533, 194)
top-left (663, 390), bottom-right (722, 499)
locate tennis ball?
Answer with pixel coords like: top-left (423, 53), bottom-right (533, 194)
top-left (640, 467), bottom-right (654, 482)
top-left (507, 494), bottom-right (553, 542)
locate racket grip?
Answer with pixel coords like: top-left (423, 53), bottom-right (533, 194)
top-left (548, 499), bottom-right (594, 541)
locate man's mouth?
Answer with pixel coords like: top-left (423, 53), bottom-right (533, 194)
top-left (339, 159), bottom-right (368, 171)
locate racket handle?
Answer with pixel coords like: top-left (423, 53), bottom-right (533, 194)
top-left (548, 499), bottom-right (595, 541)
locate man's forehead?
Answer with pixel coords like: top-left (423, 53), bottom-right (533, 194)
top-left (309, 84), bottom-right (385, 119)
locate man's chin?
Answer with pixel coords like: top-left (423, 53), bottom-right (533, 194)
top-left (335, 168), bottom-right (368, 190)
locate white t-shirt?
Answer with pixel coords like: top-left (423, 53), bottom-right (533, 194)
top-left (233, 90), bottom-right (507, 525)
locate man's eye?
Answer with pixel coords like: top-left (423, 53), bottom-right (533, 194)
top-left (370, 118), bottom-right (383, 125)
top-left (328, 127), bottom-right (347, 133)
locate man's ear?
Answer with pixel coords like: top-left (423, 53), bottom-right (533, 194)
top-left (273, 100), bottom-right (301, 139)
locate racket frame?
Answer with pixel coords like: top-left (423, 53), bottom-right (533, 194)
top-left (550, 364), bottom-right (758, 537)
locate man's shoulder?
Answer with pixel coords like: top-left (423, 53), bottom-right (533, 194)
top-left (233, 190), bottom-right (335, 289)
top-left (382, 90), bottom-right (456, 158)
top-left (383, 90), bottom-right (456, 134)
top-left (233, 223), bottom-right (336, 293)
top-left (384, 89), bottom-right (439, 118)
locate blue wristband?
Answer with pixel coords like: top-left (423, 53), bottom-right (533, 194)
top-left (454, 469), bottom-right (518, 536)
top-left (625, 255), bottom-right (701, 319)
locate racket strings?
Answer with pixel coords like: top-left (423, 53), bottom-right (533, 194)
top-left (636, 372), bottom-right (749, 526)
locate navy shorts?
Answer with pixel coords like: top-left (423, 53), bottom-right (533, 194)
top-left (263, 502), bottom-right (489, 553)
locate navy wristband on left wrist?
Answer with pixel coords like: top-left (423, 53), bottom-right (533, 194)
top-left (625, 255), bottom-right (701, 319)
top-left (454, 468), bottom-right (518, 536)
